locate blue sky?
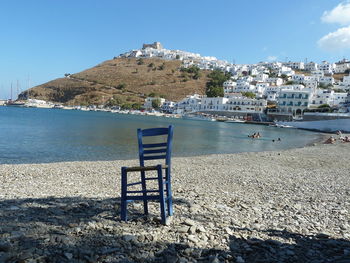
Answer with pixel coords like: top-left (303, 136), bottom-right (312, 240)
top-left (1, 0), bottom-right (350, 99)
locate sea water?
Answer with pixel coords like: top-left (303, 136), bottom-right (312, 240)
top-left (0, 107), bottom-right (321, 164)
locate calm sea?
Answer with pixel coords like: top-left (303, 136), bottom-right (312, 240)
top-left (0, 107), bottom-right (321, 164)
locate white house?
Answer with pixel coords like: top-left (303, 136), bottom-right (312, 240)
top-left (334, 59), bottom-right (350, 74)
top-left (319, 76), bottom-right (335, 86)
top-left (266, 77), bottom-right (283, 86)
top-left (223, 80), bottom-right (237, 93)
top-left (319, 61), bottom-right (335, 74)
top-left (305, 62), bottom-right (318, 72)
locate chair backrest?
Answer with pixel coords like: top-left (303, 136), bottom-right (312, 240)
top-left (137, 125), bottom-right (174, 167)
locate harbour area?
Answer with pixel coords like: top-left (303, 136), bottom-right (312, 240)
top-left (0, 140), bottom-right (349, 262)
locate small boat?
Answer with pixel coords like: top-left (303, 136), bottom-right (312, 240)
top-left (225, 119), bottom-right (246, 123)
top-left (182, 114), bottom-right (216, 122)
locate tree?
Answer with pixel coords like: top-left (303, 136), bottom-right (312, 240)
top-left (281, 74), bottom-right (288, 80)
top-left (152, 98), bottom-right (161, 109)
top-left (241, 92), bottom-right (256, 99)
top-left (137, 58), bottom-right (144, 65)
top-left (116, 83), bottom-right (126, 90)
top-left (132, 103), bottom-right (142, 110)
top-left (318, 104), bottom-right (330, 108)
top-left (205, 69), bottom-right (231, 97)
top-left (158, 63), bottom-right (165, 70)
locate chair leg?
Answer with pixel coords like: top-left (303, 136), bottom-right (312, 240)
top-left (140, 171), bottom-right (149, 215)
top-left (157, 165), bottom-right (166, 225)
top-left (121, 167), bottom-right (128, 222)
top-left (166, 168), bottom-right (173, 216)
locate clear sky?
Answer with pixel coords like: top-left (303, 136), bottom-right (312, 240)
top-left (1, 0), bottom-right (350, 99)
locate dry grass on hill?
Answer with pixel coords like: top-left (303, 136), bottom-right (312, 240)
top-left (23, 58), bottom-right (210, 106)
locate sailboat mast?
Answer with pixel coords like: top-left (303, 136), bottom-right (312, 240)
top-left (17, 80), bottom-right (19, 100)
top-left (10, 82), bottom-right (13, 101)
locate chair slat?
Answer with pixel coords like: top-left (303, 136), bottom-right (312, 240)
top-left (142, 143), bottom-right (167, 148)
top-left (142, 128), bottom-right (169, 136)
top-left (125, 195), bottom-right (161, 201)
top-left (144, 155), bottom-right (167, 160)
top-left (127, 190), bottom-right (159, 194)
top-left (144, 149), bottom-right (167, 154)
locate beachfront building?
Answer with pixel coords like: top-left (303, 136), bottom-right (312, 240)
top-left (310, 90), bottom-right (348, 107)
top-left (223, 96), bottom-right (267, 113)
top-left (161, 100), bottom-right (176, 113)
top-left (276, 86), bottom-right (313, 116)
top-left (200, 97), bottom-right (229, 111)
top-left (175, 94), bottom-right (202, 113)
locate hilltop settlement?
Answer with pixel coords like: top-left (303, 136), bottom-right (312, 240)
top-left (3, 42), bottom-right (350, 123)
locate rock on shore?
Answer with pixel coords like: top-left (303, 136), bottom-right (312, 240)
top-left (0, 142), bottom-right (349, 262)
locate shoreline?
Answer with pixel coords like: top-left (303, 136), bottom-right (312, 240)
top-left (0, 141), bottom-right (349, 262)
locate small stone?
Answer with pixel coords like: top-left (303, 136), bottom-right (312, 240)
top-left (184, 219), bottom-right (196, 226)
top-left (197, 225), bottom-right (206, 232)
top-left (123, 234), bottom-right (137, 242)
top-left (178, 226), bottom-right (190, 233)
top-left (64, 252), bottom-right (73, 260)
top-left (189, 225), bottom-right (197, 234)
top-left (187, 235), bottom-right (198, 243)
top-left (236, 256), bottom-right (245, 263)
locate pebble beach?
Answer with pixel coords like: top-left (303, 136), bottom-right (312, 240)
top-left (0, 141), bottom-right (349, 263)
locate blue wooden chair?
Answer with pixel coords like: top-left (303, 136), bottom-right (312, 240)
top-left (120, 125), bottom-right (174, 225)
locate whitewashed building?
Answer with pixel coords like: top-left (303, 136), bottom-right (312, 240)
top-left (223, 80), bottom-right (237, 93)
top-left (334, 59), bottom-right (350, 74)
top-left (266, 77), bottom-right (283, 86)
top-left (277, 86), bottom-right (313, 116)
top-left (319, 61), bottom-right (335, 74)
top-left (319, 76), bottom-right (335, 86)
top-left (305, 62), bottom-right (318, 72)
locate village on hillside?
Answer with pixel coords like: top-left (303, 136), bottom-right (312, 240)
top-left (122, 42), bottom-right (350, 121)
top-left (3, 42), bottom-right (350, 123)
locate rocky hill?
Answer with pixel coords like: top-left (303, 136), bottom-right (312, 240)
top-left (19, 57), bottom-right (210, 107)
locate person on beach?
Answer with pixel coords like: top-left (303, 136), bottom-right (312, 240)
top-left (324, 136), bottom-right (336, 144)
top-left (342, 136), bottom-right (350, 142)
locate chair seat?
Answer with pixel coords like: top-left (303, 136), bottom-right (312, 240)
top-left (125, 165), bottom-right (168, 172)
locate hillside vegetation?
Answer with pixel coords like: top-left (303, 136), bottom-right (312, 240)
top-left (20, 58), bottom-right (210, 107)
